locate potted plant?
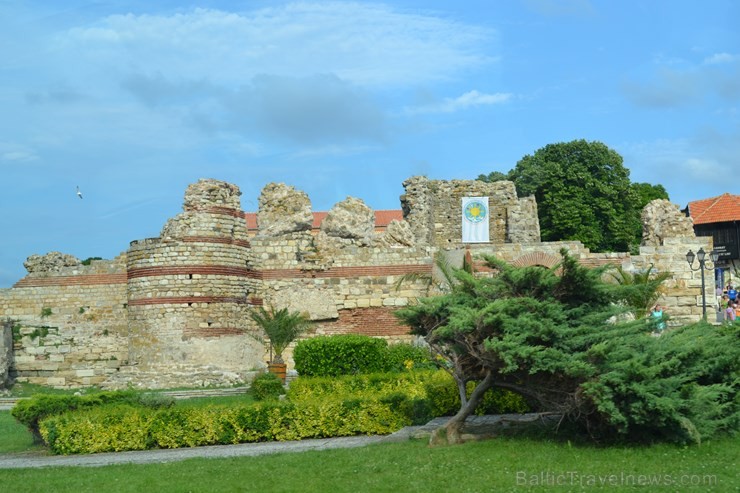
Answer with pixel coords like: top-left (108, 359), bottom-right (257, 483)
top-left (250, 305), bottom-right (311, 382)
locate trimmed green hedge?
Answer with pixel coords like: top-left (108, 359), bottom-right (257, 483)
top-left (293, 336), bottom-right (435, 377)
top-left (293, 335), bottom-right (389, 376)
top-left (39, 398), bottom-right (413, 455)
top-left (251, 372), bottom-right (286, 401)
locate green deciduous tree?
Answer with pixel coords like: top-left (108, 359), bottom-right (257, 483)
top-left (510, 140), bottom-right (635, 251)
top-left (476, 171), bottom-right (508, 183)
top-left (479, 140), bottom-right (669, 253)
top-left (396, 251), bottom-right (739, 446)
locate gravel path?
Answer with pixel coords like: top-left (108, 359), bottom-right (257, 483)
top-left (0, 414), bottom-right (551, 469)
top-left (0, 435), bottom-right (389, 469)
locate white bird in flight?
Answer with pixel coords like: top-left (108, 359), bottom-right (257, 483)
top-left (76, 186), bottom-right (83, 199)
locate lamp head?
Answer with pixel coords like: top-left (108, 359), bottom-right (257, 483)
top-left (696, 247), bottom-right (706, 263)
top-left (710, 250), bottom-right (719, 263)
top-left (686, 250), bottom-right (695, 266)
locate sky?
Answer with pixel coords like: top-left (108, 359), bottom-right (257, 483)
top-left (1, 0), bottom-right (738, 287)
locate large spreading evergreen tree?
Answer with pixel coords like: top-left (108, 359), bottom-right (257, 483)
top-left (396, 251), bottom-right (739, 445)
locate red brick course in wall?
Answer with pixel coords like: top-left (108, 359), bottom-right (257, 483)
top-left (182, 326), bottom-right (245, 340)
top-left (257, 264), bottom-right (432, 280)
top-left (182, 236), bottom-right (251, 248)
top-left (127, 266), bottom-right (252, 280)
top-left (318, 307), bottom-right (411, 337)
top-left (126, 264), bottom-right (431, 282)
top-left (127, 296), bottom-right (248, 306)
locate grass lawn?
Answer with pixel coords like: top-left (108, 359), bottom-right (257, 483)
top-left (0, 411), bottom-right (40, 454)
top-left (2, 383), bottom-right (737, 492)
top-left (0, 435), bottom-right (737, 492)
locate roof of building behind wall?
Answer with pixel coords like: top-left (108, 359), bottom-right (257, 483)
top-left (686, 193), bottom-right (740, 225)
top-left (243, 210), bottom-right (403, 231)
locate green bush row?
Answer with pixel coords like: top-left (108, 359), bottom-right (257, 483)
top-left (293, 335), bottom-right (435, 377)
top-left (39, 398), bottom-right (415, 455)
top-left (11, 390), bottom-right (174, 442)
top-left (31, 371), bottom-right (528, 454)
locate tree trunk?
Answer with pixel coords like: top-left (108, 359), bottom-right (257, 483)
top-left (429, 371), bottom-right (495, 446)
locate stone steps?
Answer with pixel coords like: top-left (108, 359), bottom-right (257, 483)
top-left (0, 397), bottom-right (26, 410)
top-left (158, 387), bottom-right (250, 399)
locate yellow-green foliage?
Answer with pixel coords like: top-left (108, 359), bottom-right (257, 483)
top-left (421, 371), bottom-right (529, 416)
top-left (38, 399), bottom-right (411, 455)
top-left (475, 383), bottom-right (530, 415)
top-left (35, 370), bottom-right (528, 455)
top-left (150, 407), bottom-right (225, 448)
top-left (290, 369), bottom-right (529, 416)
top-left (40, 405), bottom-right (154, 454)
top-left (422, 371), bottom-right (462, 416)
top-left (287, 371), bottom-right (432, 403)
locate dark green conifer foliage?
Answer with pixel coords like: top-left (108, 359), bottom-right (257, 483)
top-left (396, 250), bottom-right (739, 445)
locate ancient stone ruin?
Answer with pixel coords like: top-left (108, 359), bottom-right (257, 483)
top-left (641, 199), bottom-right (696, 247)
top-left (0, 177), bottom-right (711, 390)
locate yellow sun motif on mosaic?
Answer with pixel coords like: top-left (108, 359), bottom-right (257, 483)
top-left (464, 201), bottom-right (487, 223)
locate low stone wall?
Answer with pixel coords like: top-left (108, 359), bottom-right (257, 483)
top-left (11, 323), bottom-right (127, 388)
top-left (463, 236), bottom-right (715, 326)
top-left (0, 256), bottom-right (129, 388)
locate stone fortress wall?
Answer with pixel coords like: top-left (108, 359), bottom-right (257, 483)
top-left (0, 178), bottom-right (711, 389)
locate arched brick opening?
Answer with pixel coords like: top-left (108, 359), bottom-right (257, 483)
top-left (511, 252), bottom-right (561, 269)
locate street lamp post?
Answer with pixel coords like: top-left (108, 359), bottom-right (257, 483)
top-left (685, 247), bottom-right (719, 320)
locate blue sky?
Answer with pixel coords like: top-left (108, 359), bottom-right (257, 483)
top-left (1, 0), bottom-right (738, 287)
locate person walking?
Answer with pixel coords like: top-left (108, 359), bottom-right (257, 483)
top-left (728, 285), bottom-right (737, 302)
top-left (725, 300), bottom-right (737, 322)
top-left (650, 304), bottom-right (666, 332)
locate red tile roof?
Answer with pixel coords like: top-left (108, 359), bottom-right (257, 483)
top-left (687, 193), bottom-right (740, 225)
top-left (243, 210), bottom-right (403, 231)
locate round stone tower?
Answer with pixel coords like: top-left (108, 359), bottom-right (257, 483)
top-left (124, 179), bottom-right (263, 388)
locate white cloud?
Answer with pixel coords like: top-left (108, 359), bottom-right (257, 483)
top-left (621, 68), bottom-right (701, 108)
top-left (622, 132), bottom-right (737, 206)
top-left (0, 143), bottom-right (38, 163)
top-left (622, 57), bottom-right (740, 108)
top-left (1, 151), bottom-right (37, 162)
top-left (221, 73), bottom-right (388, 145)
top-left (404, 90), bottom-right (512, 115)
top-left (19, 3), bottom-right (496, 148)
top-left (59, 3), bottom-right (494, 88)
top-left (523, 0), bottom-right (595, 17)
top-left (703, 52), bottom-right (740, 65)
top-left (290, 144), bottom-right (380, 159)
